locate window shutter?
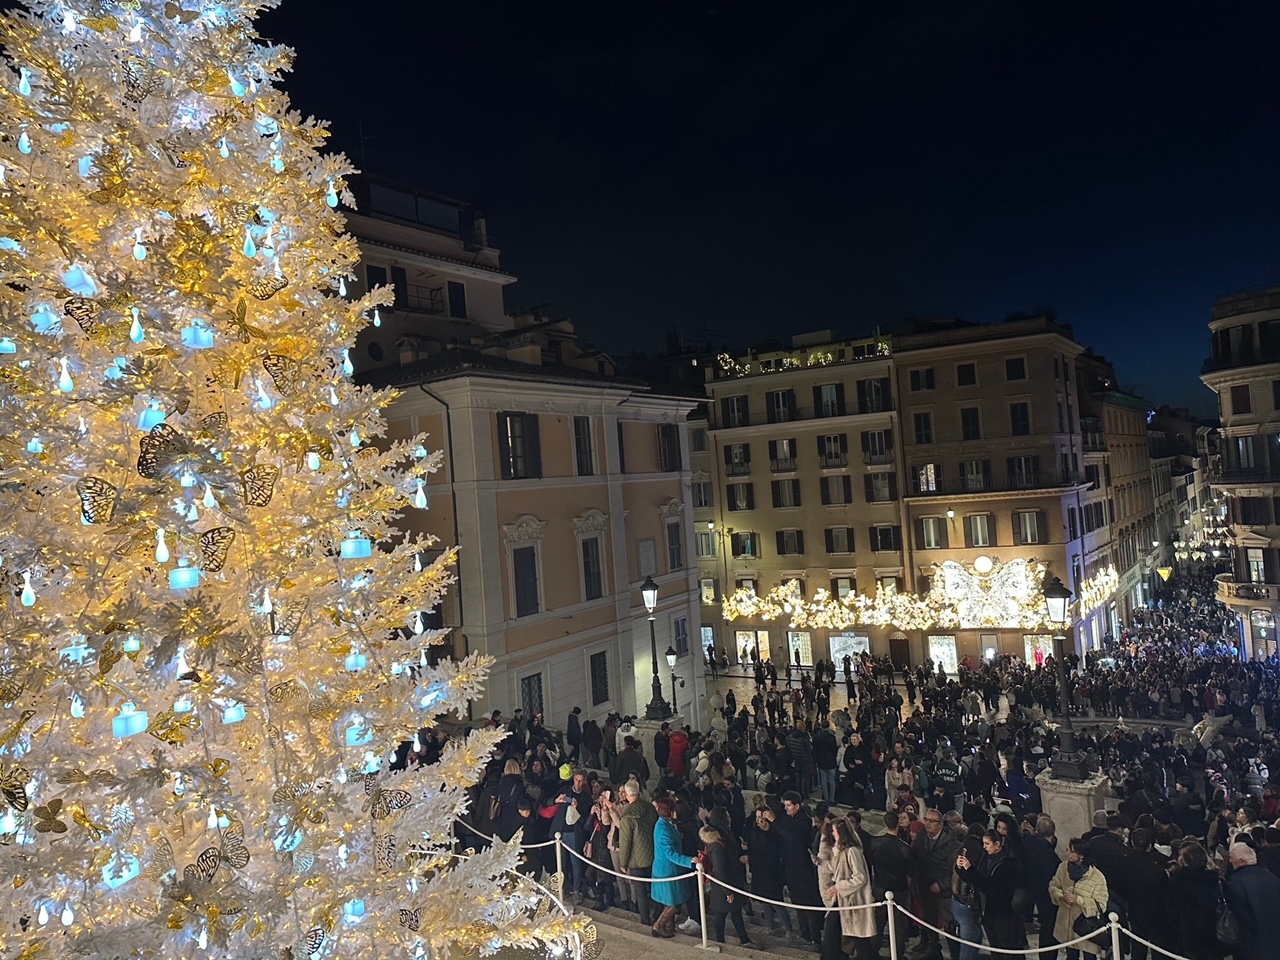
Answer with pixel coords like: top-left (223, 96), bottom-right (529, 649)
top-left (839, 434), bottom-right (848, 452)
top-left (1006, 457), bottom-right (1016, 481)
top-left (835, 383), bottom-right (846, 415)
top-left (846, 526), bottom-right (855, 552)
top-left (745, 484), bottom-right (755, 510)
top-left (964, 517), bottom-right (974, 548)
top-left (988, 515), bottom-right (998, 547)
top-left (768, 440), bottom-right (777, 460)
top-left (867, 526), bottom-right (877, 550)
top-left (842, 476), bottom-right (853, 503)
top-left (796, 530), bottom-right (805, 554)
top-left (816, 435), bottom-right (826, 456)
top-left (831, 577), bottom-right (840, 596)
top-left (786, 390), bottom-right (797, 418)
top-left (821, 479), bottom-right (831, 506)
top-left (497, 413), bottom-right (513, 480)
top-left (720, 398), bottom-right (731, 428)
top-left (723, 445), bottom-right (733, 465)
top-left (915, 519), bottom-right (926, 549)
top-left (982, 460), bottom-right (992, 485)
top-left (864, 475), bottom-right (874, 502)
top-left (860, 431), bottom-right (870, 451)
top-left (825, 528), bottom-right (835, 553)
top-left (888, 474), bottom-right (898, 500)
top-left (743, 442), bottom-right (752, 463)
top-left (939, 521), bottom-right (949, 550)
top-left (771, 482), bottom-right (782, 509)
top-left (891, 525), bottom-right (902, 550)
top-left (856, 380), bottom-right (868, 412)
top-left (525, 414), bottom-right (542, 478)
top-left (1037, 510), bottom-right (1048, 543)
top-left (1012, 513), bottom-right (1023, 545)
top-left (791, 479), bottom-right (801, 507)
top-left (885, 428), bottom-right (894, 449)
top-left (775, 531), bottom-right (786, 556)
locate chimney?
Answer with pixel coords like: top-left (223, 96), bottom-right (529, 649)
top-left (471, 212), bottom-right (488, 250)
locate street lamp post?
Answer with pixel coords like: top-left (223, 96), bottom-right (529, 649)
top-left (641, 576), bottom-right (671, 720)
top-left (665, 645), bottom-right (685, 716)
top-left (1043, 576), bottom-right (1089, 780)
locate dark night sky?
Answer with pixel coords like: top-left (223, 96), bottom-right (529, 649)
top-left (255, 0), bottom-right (1280, 415)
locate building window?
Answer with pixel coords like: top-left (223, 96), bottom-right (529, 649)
top-left (1231, 384), bottom-right (1253, 415)
top-left (731, 532), bottom-right (761, 558)
top-left (819, 434), bottom-right (848, 467)
top-left (1008, 455), bottom-right (1040, 486)
top-left (446, 280), bottom-right (467, 319)
top-left (825, 526), bottom-right (854, 554)
top-left (1248, 547), bottom-right (1265, 583)
top-left (657, 423), bottom-right (682, 472)
top-left (573, 416), bottom-right (594, 476)
top-left (913, 411), bottom-right (933, 445)
top-left (725, 442), bottom-right (751, 475)
top-left (512, 544), bottom-right (541, 617)
top-left (721, 395), bottom-right (750, 428)
top-left (967, 514), bottom-right (991, 548)
top-left (771, 479), bottom-right (801, 508)
top-left (1014, 510), bottom-right (1041, 544)
top-left (366, 263), bottom-right (388, 291)
top-left (914, 463), bottom-right (940, 494)
top-left (856, 378), bottom-right (890, 414)
top-left (920, 516), bottom-right (945, 549)
top-left (589, 650), bottom-right (610, 706)
top-left (581, 536), bottom-right (604, 601)
top-left (820, 475), bottom-right (853, 506)
top-left (961, 459), bottom-right (989, 491)
top-left (830, 576), bottom-right (855, 599)
top-left (866, 472), bottom-right (895, 502)
top-left (696, 530), bottom-right (717, 557)
top-left (735, 577), bottom-right (758, 595)
top-left (666, 521), bottom-right (685, 571)
top-left (956, 362), bottom-right (977, 387)
top-left (692, 481), bottom-right (712, 509)
top-left (815, 383), bottom-right (845, 417)
top-left (727, 482), bottom-right (755, 511)
top-left (1006, 357), bottom-right (1027, 381)
top-left (699, 578), bottom-right (718, 603)
top-left (776, 529), bottom-right (805, 556)
top-left (909, 368), bottom-right (936, 391)
top-left (519, 673), bottom-right (544, 717)
top-left (769, 438), bottom-right (798, 471)
top-left (960, 406), bottom-right (981, 440)
top-left (1009, 402), bottom-right (1031, 436)
top-left (616, 422), bottom-right (627, 473)
top-left (870, 524), bottom-right (901, 552)
top-left (767, 389), bottom-right (797, 423)
top-left (673, 616), bottom-right (689, 657)
top-left (498, 412), bottom-right (542, 480)
top-left (860, 429), bottom-right (891, 464)
top-left (690, 427), bottom-right (707, 452)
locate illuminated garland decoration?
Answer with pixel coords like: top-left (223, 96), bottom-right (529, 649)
top-left (1076, 564), bottom-right (1119, 613)
top-left (724, 557), bottom-right (1054, 631)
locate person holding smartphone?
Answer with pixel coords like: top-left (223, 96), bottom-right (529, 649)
top-left (955, 829), bottom-right (1027, 955)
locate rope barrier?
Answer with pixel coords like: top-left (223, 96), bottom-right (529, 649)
top-left (907, 909), bottom-right (1103, 955)
top-left (455, 817), bottom-right (559, 849)
top-left (1118, 925), bottom-right (1198, 960)
top-left (559, 838), bottom-right (699, 883)
top-left (701, 871), bottom-right (885, 914)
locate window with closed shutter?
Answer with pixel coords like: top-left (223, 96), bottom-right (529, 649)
top-left (657, 423), bottom-right (682, 471)
top-left (574, 416), bottom-right (594, 476)
top-left (666, 522), bottom-right (685, 571)
top-left (512, 545), bottom-right (540, 617)
top-left (498, 412), bottom-right (541, 479)
top-left (581, 536), bottom-right (604, 601)
top-left (914, 411), bottom-right (933, 444)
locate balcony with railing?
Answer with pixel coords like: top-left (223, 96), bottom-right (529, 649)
top-left (905, 469), bottom-right (1085, 498)
top-left (770, 457), bottom-right (797, 472)
top-left (863, 450), bottom-right (894, 466)
top-left (1210, 466), bottom-right (1280, 486)
top-left (711, 337), bottom-right (891, 381)
top-left (819, 452), bottom-right (849, 469)
top-left (725, 462), bottom-right (752, 477)
top-left (1216, 573), bottom-right (1280, 604)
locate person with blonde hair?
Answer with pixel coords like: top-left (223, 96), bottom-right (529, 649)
top-left (699, 825), bottom-right (753, 947)
top-left (819, 817), bottom-right (877, 960)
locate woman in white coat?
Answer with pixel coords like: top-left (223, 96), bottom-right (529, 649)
top-left (819, 817), bottom-right (878, 960)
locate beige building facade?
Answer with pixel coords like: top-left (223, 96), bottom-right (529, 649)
top-left (1201, 286), bottom-right (1280, 658)
top-left (349, 179), bottom-right (706, 725)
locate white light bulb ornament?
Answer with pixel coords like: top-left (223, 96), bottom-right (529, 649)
top-left (372, 307), bottom-right (382, 328)
top-left (20, 571), bottom-right (35, 607)
top-left (57, 357), bottom-right (73, 393)
top-left (413, 479), bottom-right (427, 509)
top-left (155, 528), bottom-right (169, 563)
top-left (132, 229), bottom-right (147, 261)
top-left (341, 348), bottom-right (354, 377)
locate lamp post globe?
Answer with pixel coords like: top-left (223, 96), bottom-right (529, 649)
top-left (640, 576), bottom-right (670, 720)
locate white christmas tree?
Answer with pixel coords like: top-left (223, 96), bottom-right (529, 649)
top-left (0, 1), bottom-right (583, 958)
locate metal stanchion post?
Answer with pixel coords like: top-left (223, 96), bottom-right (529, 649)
top-left (1109, 913), bottom-right (1122, 960)
top-left (695, 862), bottom-right (717, 951)
top-left (885, 890), bottom-right (899, 960)
top-left (554, 832), bottom-right (565, 906)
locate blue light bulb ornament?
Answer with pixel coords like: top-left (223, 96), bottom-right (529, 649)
top-left (228, 71), bottom-right (246, 98)
top-left (57, 357), bottom-right (74, 393)
top-left (129, 307), bottom-right (144, 343)
top-left (372, 308), bottom-right (381, 327)
top-left (342, 348), bottom-right (353, 377)
top-left (203, 483), bottom-right (217, 510)
top-left (26, 436), bottom-right (42, 454)
top-left (17, 68), bottom-right (31, 97)
top-left (17, 130), bottom-right (30, 154)
top-left (77, 156), bottom-right (92, 178)
top-left (242, 228), bottom-right (256, 259)
top-left (329, 384), bottom-right (340, 406)
top-left (218, 137), bottom-right (229, 159)
top-left (132, 230), bottom-right (147, 261)
top-left (270, 153), bottom-right (284, 174)
top-left (413, 479), bottom-right (428, 509)
top-left (255, 379), bottom-right (272, 410)
top-left (326, 181), bottom-right (339, 208)
top-left (19, 571), bottom-right (34, 607)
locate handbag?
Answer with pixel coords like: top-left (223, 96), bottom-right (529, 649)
top-left (1072, 906), bottom-right (1107, 939)
top-left (1215, 879), bottom-right (1239, 946)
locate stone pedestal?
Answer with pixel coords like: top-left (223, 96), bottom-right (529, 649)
top-left (1036, 769), bottom-right (1109, 845)
top-left (632, 715), bottom-right (684, 790)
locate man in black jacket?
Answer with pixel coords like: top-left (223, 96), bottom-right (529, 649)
top-left (775, 791), bottom-right (823, 944)
top-left (1125, 828), bottom-right (1171, 960)
top-left (909, 807), bottom-right (961, 960)
top-left (1089, 815), bottom-right (1133, 915)
top-left (1170, 776), bottom-right (1207, 838)
top-left (1021, 816), bottom-right (1061, 951)
top-left (870, 812), bottom-right (911, 955)
top-left (1226, 841), bottom-right (1280, 960)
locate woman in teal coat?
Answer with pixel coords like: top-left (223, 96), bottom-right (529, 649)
top-left (650, 796), bottom-right (694, 938)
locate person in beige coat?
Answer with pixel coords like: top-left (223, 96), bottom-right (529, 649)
top-left (818, 817), bottom-right (878, 960)
top-left (1047, 838), bottom-right (1110, 958)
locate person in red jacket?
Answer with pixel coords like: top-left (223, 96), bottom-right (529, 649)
top-left (667, 728), bottom-right (690, 783)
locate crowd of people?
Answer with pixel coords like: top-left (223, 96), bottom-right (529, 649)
top-left (437, 568), bottom-right (1280, 960)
